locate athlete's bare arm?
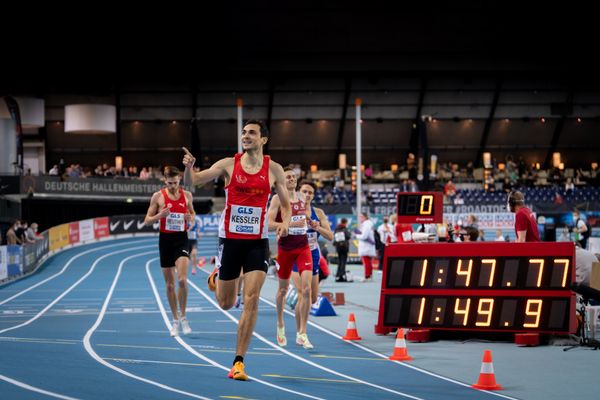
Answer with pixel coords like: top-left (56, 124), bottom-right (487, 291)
top-left (144, 192), bottom-right (169, 226)
top-left (182, 147), bottom-right (233, 187)
top-left (313, 207), bottom-right (334, 241)
top-left (267, 194), bottom-right (282, 231)
top-left (270, 162), bottom-right (291, 238)
top-left (516, 230), bottom-right (527, 242)
top-left (184, 191), bottom-right (196, 224)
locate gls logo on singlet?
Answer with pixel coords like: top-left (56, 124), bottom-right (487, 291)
top-left (237, 207), bottom-right (255, 215)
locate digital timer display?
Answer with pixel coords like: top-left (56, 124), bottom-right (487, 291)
top-left (396, 192), bottom-right (443, 223)
top-left (376, 242), bottom-right (576, 333)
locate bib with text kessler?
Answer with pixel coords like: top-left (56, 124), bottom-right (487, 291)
top-left (165, 213), bottom-right (185, 232)
top-left (307, 231), bottom-right (319, 250)
top-left (229, 205), bottom-right (262, 235)
top-left (288, 215), bottom-right (307, 236)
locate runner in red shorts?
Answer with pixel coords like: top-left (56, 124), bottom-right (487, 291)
top-left (268, 168), bottom-right (315, 349)
top-left (183, 120), bottom-right (290, 381)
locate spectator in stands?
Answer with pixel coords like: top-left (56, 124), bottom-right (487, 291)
top-left (366, 191), bottom-right (374, 207)
top-left (15, 221), bottom-right (28, 244)
top-left (324, 191), bottom-right (334, 205)
top-left (478, 229), bottom-right (485, 241)
top-left (333, 218), bottom-right (351, 282)
top-left (502, 178), bottom-right (513, 193)
top-left (354, 213), bottom-right (376, 282)
top-left (465, 214), bottom-right (478, 229)
top-left (517, 156), bottom-right (527, 182)
top-left (466, 161), bottom-right (474, 179)
top-left (485, 174), bottom-right (495, 191)
top-left (458, 226), bottom-right (479, 242)
top-left (48, 164), bottom-right (59, 175)
top-left (27, 223), bottom-right (40, 240)
top-left (364, 165), bottom-right (373, 181)
top-left (508, 191), bottom-right (540, 242)
top-left (139, 167), bottom-right (150, 180)
top-left (444, 179), bottom-right (457, 197)
top-left (494, 229), bottom-right (506, 242)
top-left (406, 153), bottom-right (418, 186)
top-left (6, 220), bottom-right (21, 245)
top-left (19, 221), bottom-right (35, 244)
top-left (565, 177), bottom-right (575, 195)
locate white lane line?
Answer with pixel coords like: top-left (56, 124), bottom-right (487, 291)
top-left (0, 374), bottom-right (80, 400)
top-left (0, 239), bottom-right (154, 307)
top-left (0, 244), bottom-right (156, 335)
top-left (83, 252), bottom-right (213, 400)
top-left (104, 357), bottom-right (212, 367)
top-left (146, 258), bottom-right (324, 400)
top-left (189, 279), bottom-right (423, 400)
top-left (258, 298), bottom-right (521, 400)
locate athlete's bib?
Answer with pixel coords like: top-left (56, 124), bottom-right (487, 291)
top-left (165, 212), bottom-right (185, 232)
top-left (307, 231), bottom-right (319, 250)
top-left (288, 215), bottom-right (307, 236)
top-left (334, 231), bottom-right (346, 243)
top-left (229, 205), bottom-right (262, 235)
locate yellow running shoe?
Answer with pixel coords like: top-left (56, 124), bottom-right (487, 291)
top-left (276, 326), bottom-right (287, 347)
top-left (228, 361), bottom-right (248, 381)
top-left (207, 267), bottom-right (218, 292)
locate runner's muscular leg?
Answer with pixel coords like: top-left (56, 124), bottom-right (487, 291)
top-left (216, 277), bottom-right (239, 310)
top-left (236, 269), bottom-right (266, 356)
top-left (175, 256), bottom-right (189, 317)
top-left (162, 267), bottom-right (178, 320)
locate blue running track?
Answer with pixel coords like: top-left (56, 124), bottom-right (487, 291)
top-left (0, 237), bottom-right (520, 400)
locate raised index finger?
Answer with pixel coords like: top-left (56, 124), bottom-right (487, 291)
top-left (182, 147), bottom-right (193, 156)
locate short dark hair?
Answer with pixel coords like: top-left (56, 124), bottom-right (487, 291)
top-left (340, 218), bottom-right (348, 224)
top-left (283, 166), bottom-right (295, 173)
top-left (163, 166), bottom-right (180, 178)
top-left (299, 180), bottom-right (316, 192)
top-left (244, 119), bottom-right (269, 137)
top-left (460, 226), bottom-right (479, 242)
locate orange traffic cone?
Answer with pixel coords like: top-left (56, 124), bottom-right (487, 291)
top-left (342, 313), bottom-right (362, 340)
top-left (472, 350), bottom-right (503, 390)
top-left (389, 329), bottom-right (413, 361)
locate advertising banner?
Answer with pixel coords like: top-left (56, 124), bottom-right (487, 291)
top-left (79, 219), bottom-right (95, 242)
top-left (197, 214), bottom-right (220, 234)
top-left (69, 222), bottom-right (80, 245)
top-left (94, 217), bottom-right (109, 239)
top-left (49, 223), bottom-right (70, 251)
top-left (109, 215), bottom-right (158, 234)
top-left (7, 245), bottom-right (22, 277)
top-left (0, 246), bottom-right (7, 280)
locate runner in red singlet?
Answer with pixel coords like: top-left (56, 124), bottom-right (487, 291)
top-left (144, 166), bottom-right (195, 337)
top-left (267, 168), bottom-right (315, 349)
top-left (182, 120), bottom-right (290, 381)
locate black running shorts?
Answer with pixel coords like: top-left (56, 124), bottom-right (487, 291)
top-left (159, 232), bottom-right (189, 268)
top-left (217, 238), bottom-right (270, 280)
